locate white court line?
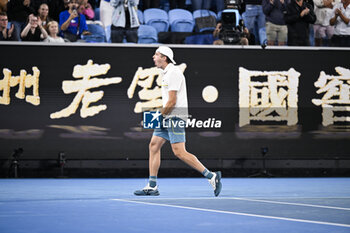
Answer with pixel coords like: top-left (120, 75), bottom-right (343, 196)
top-left (113, 197), bottom-right (350, 211)
top-left (228, 197), bottom-right (350, 211)
top-left (112, 198), bottom-right (350, 228)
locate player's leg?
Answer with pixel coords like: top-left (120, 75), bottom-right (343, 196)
top-left (171, 142), bottom-right (205, 172)
top-left (134, 133), bottom-right (167, 196)
top-left (171, 142), bottom-right (222, 197)
top-left (148, 135), bottom-right (166, 185)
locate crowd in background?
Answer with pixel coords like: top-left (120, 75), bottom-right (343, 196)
top-left (0, 0), bottom-right (349, 46)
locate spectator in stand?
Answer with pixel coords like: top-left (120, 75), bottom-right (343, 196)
top-left (0, 0), bottom-right (8, 13)
top-left (59, 0), bottom-right (90, 42)
top-left (142, 0), bottom-right (160, 10)
top-left (243, 0), bottom-right (266, 44)
top-left (37, 3), bottom-right (52, 30)
top-left (78, 0), bottom-right (95, 20)
top-left (313, 0), bottom-right (339, 46)
top-left (99, 0), bottom-right (113, 28)
top-left (110, 0), bottom-right (139, 43)
top-left (285, 0), bottom-right (316, 46)
top-left (6, 0), bottom-right (35, 40)
top-left (0, 12), bottom-right (19, 41)
top-left (329, 0), bottom-right (350, 46)
top-left (262, 0), bottom-right (288, 45)
top-left (21, 14), bottom-right (48, 41)
top-left (44, 20), bottom-right (65, 42)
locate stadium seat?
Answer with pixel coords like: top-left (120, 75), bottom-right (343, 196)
top-left (143, 8), bottom-right (169, 33)
top-left (138, 9), bottom-right (144, 24)
top-left (217, 10), bottom-right (222, 21)
top-left (138, 25), bottom-right (158, 44)
top-left (82, 23), bottom-right (106, 42)
top-left (193, 10), bottom-right (217, 32)
top-left (168, 9), bottom-right (194, 32)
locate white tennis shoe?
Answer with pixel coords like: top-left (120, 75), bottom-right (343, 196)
top-left (208, 171), bottom-right (222, 197)
top-left (134, 184), bottom-right (160, 196)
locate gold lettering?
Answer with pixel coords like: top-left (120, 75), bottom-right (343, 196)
top-left (0, 67), bottom-right (40, 105)
top-left (239, 67), bottom-right (300, 127)
top-left (312, 67), bottom-right (350, 126)
top-left (50, 60), bottom-right (122, 119)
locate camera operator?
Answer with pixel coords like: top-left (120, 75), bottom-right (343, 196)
top-left (213, 17), bottom-right (255, 45)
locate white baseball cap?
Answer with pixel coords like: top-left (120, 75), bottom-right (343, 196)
top-left (156, 46), bottom-right (176, 64)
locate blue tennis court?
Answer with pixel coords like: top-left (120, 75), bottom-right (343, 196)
top-left (0, 178), bottom-right (349, 233)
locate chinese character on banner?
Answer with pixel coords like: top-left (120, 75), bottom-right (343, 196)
top-left (0, 67), bottom-right (40, 106)
top-left (239, 67), bottom-right (300, 127)
top-left (127, 64), bottom-right (187, 113)
top-left (312, 67), bottom-right (350, 126)
top-left (50, 60), bottom-right (122, 119)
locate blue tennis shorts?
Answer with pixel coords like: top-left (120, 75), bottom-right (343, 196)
top-left (153, 117), bottom-right (186, 144)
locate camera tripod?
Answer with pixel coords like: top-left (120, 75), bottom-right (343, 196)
top-left (249, 147), bottom-right (274, 177)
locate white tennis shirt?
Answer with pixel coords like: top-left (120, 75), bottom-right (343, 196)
top-left (161, 63), bottom-right (188, 120)
top-left (332, 3), bottom-right (350, 35)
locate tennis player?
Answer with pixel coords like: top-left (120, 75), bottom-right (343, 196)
top-left (134, 46), bottom-right (222, 197)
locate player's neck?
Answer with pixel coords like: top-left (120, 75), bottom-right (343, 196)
top-left (161, 62), bottom-right (170, 70)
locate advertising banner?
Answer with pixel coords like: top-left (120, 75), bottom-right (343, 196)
top-left (0, 43), bottom-right (349, 160)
